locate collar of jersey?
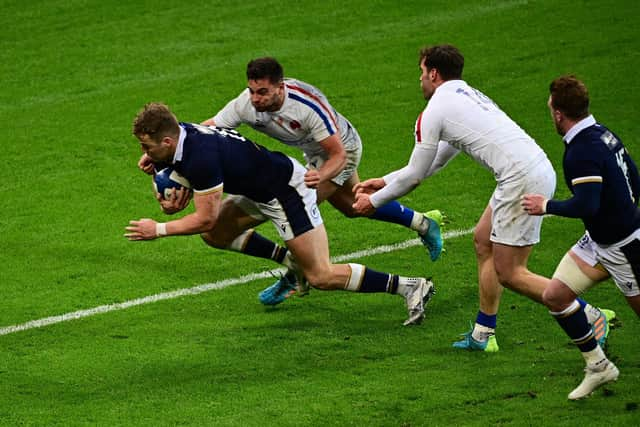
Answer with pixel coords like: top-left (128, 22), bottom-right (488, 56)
top-left (172, 125), bottom-right (187, 163)
top-left (564, 115), bottom-right (596, 144)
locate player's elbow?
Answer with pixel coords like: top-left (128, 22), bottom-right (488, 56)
top-left (195, 215), bottom-right (217, 232)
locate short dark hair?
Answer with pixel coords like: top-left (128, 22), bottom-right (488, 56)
top-left (419, 44), bottom-right (464, 80)
top-left (549, 75), bottom-right (590, 120)
top-left (246, 57), bottom-right (283, 84)
top-left (132, 102), bottom-right (179, 142)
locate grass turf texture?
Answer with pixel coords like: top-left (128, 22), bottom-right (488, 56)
top-left (2, 0), bottom-right (639, 425)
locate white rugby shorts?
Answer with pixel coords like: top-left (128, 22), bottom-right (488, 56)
top-left (489, 157), bottom-right (556, 246)
top-left (571, 230), bottom-right (640, 297)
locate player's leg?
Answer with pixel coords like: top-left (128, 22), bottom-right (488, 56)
top-left (453, 204), bottom-right (501, 351)
top-left (543, 257), bottom-right (618, 400)
top-left (310, 142), bottom-right (443, 258)
top-left (284, 224), bottom-right (434, 326)
top-left (321, 168), bottom-right (443, 261)
top-left (200, 196), bottom-right (295, 270)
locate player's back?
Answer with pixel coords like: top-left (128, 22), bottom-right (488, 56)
top-left (567, 124), bottom-right (640, 244)
top-left (177, 123), bottom-right (294, 203)
top-left (430, 80), bottom-right (547, 181)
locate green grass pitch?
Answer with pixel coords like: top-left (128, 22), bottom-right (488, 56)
top-left (2, 0), bottom-right (639, 425)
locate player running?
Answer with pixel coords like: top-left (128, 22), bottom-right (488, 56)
top-left (522, 75), bottom-right (640, 399)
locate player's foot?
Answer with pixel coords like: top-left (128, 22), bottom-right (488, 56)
top-left (453, 330), bottom-right (499, 352)
top-left (592, 308), bottom-right (615, 347)
top-left (568, 361), bottom-right (619, 400)
top-left (286, 257), bottom-right (310, 297)
top-left (258, 274), bottom-right (297, 306)
top-left (419, 212), bottom-right (443, 262)
top-left (424, 209), bottom-right (445, 226)
top-left (403, 278), bottom-right (435, 326)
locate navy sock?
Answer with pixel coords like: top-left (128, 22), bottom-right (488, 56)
top-left (552, 302), bottom-right (598, 352)
top-left (371, 200), bottom-right (414, 228)
top-left (243, 231), bottom-right (288, 263)
top-left (357, 268), bottom-right (398, 293)
top-left (475, 311), bottom-right (497, 329)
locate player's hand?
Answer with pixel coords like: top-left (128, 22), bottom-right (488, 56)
top-left (521, 193), bottom-right (547, 216)
top-left (352, 192), bottom-right (376, 216)
top-left (125, 218), bottom-right (158, 240)
top-left (304, 169), bottom-right (322, 189)
top-left (138, 153), bottom-right (155, 175)
top-left (157, 187), bottom-right (192, 214)
top-left (353, 178), bottom-right (385, 195)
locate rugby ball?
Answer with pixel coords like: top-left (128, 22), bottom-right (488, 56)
top-left (153, 167), bottom-right (191, 199)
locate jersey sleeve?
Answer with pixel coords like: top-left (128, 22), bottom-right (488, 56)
top-left (546, 146), bottom-right (603, 217)
top-left (212, 91), bottom-right (248, 129)
top-left (369, 110), bottom-right (442, 207)
top-left (546, 182), bottom-right (601, 218)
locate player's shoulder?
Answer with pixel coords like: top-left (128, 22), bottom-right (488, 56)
top-left (574, 123), bottom-right (623, 153)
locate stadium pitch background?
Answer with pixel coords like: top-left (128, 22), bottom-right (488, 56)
top-left (1, 1), bottom-right (639, 425)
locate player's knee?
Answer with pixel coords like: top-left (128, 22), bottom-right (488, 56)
top-left (200, 232), bottom-right (226, 249)
top-left (473, 233), bottom-right (492, 260)
top-left (494, 264), bottom-right (522, 289)
top-left (541, 284), bottom-right (562, 310)
top-left (494, 266), bottom-right (513, 287)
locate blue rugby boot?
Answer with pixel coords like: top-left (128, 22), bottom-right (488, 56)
top-left (420, 210), bottom-right (444, 262)
top-left (259, 273), bottom-right (297, 306)
top-left (453, 329), bottom-right (499, 352)
top-left (592, 308), bottom-right (615, 347)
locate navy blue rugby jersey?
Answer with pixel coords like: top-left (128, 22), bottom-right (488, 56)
top-left (170, 123), bottom-right (294, 203)
top-left (547, 122), bottom-right (640, 244)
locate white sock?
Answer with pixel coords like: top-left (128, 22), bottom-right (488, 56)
top-left (411, 212), bottom-right (429, 234)
top-left (472, 323), bottom-right (495, 342)
top-left (583, 303), bottom-right (601, 324)
top-left (282, 251), bottom-right (296, 270)
top-left (396, 277), bottom-right (423, 296)
top-left (584, 348), bottom-right (608, 370)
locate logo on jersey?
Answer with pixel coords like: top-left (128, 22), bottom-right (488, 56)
top-left (290, 120), bottom-right (301, 130)
top-left (601, 131), bottom-right (620, 151)
top-left (311, 205), bottom-right (320, 218)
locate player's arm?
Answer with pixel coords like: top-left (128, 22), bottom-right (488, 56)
top-left (522, 181), bottom-right (602, 217)
top-left (304, 133), bottom-right (347, 188)
top-left (369, 140), bottom-right (439, 207)
top-left (202, 92), bottom-right (248, 129)
top-left (125, 190), bottom-right (222, 240)
top-left (353, 144), bottom-right (438, 215)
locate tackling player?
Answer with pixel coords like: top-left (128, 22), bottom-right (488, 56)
top-left (522, 75), bottom-right (640, 399)
top-left (125, 102), bottom-right (435, 326)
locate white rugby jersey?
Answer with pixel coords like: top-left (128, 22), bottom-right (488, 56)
top-left (370, 80), bottom-right (548, 208)
top-left (416, 80), bottom-right (546, 180)
top-left (213, 78), bottom-right (359, 159)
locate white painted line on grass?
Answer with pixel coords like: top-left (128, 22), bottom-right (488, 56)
top-left (0, 227), bottom-right (474, 336)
